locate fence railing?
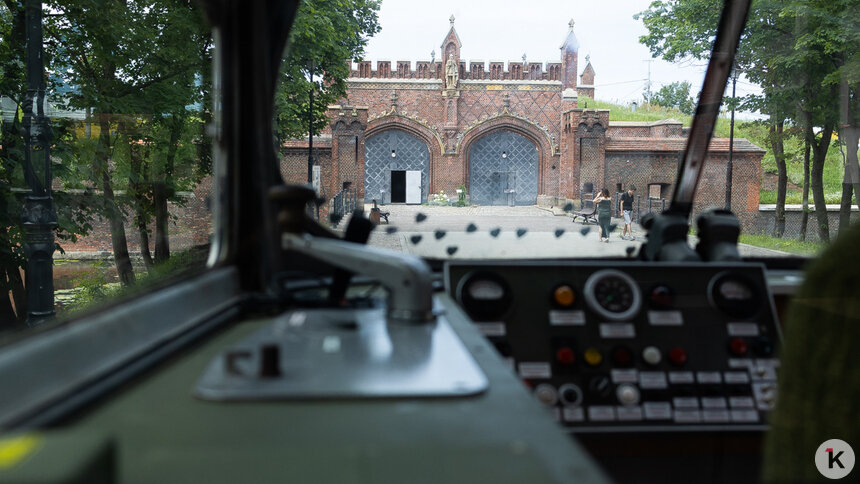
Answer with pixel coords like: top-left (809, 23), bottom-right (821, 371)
top-left (329, 187), bottom-right (358, 228)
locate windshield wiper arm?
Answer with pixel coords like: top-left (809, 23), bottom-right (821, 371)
top-left (670, 0), bottom-right (752, 215)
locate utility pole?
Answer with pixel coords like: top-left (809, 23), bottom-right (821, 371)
top-left (725, 68), bottom-right (738, 211)
top-left (643, 60), bottom-right (654, 103)
top-left (22, 0), bottom-right (57, 325)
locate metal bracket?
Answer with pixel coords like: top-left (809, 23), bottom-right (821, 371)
top-left (282, 233), bottom-right (435, 324)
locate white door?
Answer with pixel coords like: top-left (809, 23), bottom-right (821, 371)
top-left (405, 170), bottom-right (422, 204)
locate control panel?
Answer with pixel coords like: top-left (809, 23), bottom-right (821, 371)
top-left (445, 261), bottom-right (781, 432)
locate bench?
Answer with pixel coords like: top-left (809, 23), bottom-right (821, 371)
top-left (370, 199), bottom-right (390, 224)
top-left (571, 204), bottom-right (597, 224)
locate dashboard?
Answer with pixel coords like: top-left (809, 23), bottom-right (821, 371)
top-left (446, 260), bottom-right (784, 481)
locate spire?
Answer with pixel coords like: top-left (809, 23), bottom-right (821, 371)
top-left (441, 14), bottom-right (462, 59)
top-left (560, 18), bottom-right (580, 53)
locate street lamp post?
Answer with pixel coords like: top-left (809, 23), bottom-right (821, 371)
top-left (307, 60), bottom-right (314, 187)
top-left (725, 68), bottom-right (738, 211)
top-left (22, 0), bottom-right (57, 325)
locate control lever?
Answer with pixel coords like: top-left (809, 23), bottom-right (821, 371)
top-left (638, 211), bottom-right (700, 262)
top-left (329, 210), bottom-right (375, 305)
top-left (695, 209), bottom-right (741, 262)
top-left (282, 233), bottom-right (435, 324)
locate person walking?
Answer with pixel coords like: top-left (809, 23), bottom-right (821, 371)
top-left (619, 186), bottom-right (636, 240)
top-left (594, 188), bottom-right (612, 243)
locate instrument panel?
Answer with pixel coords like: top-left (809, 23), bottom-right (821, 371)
top-left (445, 261), bottom-right (781, 432)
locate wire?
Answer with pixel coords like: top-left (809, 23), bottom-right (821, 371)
top-left (592, 79), bottom-right (648, 88)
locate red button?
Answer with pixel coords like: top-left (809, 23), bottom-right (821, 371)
top-left (556, 347), bottom-right (576, 365)
top-left (729, 337), bottom-right (748, 356)
top-left (650, 285), bottom-right (674, 308)
top-left (612, 347), bottom-right (633, 367)
top-left (669, 347), bottom-right (687, 366)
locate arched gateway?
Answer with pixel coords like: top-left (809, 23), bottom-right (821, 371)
top-left (468, 130), bottom-right (539, 205)
top-left (364, 130), bottom-right (430, 204)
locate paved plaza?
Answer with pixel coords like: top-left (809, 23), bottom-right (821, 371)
top-left (351, 204), bottom-right (787, 259)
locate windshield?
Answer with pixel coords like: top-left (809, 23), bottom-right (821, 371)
top-left (292, 0), bottom-right (855, 262)
top-left (0, 0), bottom-right (858, 333)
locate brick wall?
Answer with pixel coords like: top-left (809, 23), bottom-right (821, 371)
top-left (58, 180), bottom-right (213, 256)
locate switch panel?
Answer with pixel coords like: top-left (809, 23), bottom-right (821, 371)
top-left (445, 261), bottom-right (781, 432)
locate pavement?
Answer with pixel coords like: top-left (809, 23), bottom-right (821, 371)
top-left (347, 203), bottom-right (789, 260)
top-left (358, 204), bottom-right (643, 259)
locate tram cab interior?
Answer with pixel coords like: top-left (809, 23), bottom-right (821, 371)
top-left (1, 0), bottom-right (858, 482)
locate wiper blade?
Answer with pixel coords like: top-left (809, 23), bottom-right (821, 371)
top-left (670, 0), bottom-right (752, 215)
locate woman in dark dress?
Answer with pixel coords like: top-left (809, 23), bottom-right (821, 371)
top-left (594, 188), bottom-right (612, 243)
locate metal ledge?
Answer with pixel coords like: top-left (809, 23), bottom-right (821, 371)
top-left (0, 267), bottom-right (241, 428)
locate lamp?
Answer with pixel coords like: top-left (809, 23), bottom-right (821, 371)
top-left (21, 0), bottom-right (57, 324)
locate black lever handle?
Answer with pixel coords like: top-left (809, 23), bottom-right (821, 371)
top-left (329, 210), bottom-right (375, 305)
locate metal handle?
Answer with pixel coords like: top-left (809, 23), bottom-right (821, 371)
top-left (282, 233), bottom-right (435, 324)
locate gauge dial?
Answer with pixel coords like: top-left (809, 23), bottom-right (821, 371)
top-left (456, 271), bottom-right (512, 321)
top-left (708, 272), bottom-right (761, 318)
top-left (584, 269), bottom-right (642, 321)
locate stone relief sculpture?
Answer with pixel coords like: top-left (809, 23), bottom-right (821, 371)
top-left (445, 54), bottom-right (458, 90)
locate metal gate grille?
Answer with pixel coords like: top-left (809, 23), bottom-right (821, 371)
top-left (468, 130), bottom-right (538, 205)
top-left (364, 130), bottom-right (429, 204)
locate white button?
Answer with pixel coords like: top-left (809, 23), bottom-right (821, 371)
top-left (534, 383), bottom-right (558, 406)
top-left (616, 383), bottom-right (640, 406)
top-left (642, 346), bottom-right (662, 365)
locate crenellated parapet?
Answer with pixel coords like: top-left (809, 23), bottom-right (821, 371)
top-left (350, 59), bottom-right (564, 81)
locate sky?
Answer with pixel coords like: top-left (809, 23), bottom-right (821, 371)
top-left (361, 0), bottom-right (761, 114)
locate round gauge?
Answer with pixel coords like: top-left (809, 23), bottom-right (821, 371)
top-left (456, 271), bottom-right (512, 321)
top-left (583, 269), bottom-right (642, 321)
top-left (467, 279), bottom-right (506, 300)
top-left (708, 272), bottom-right (761, 318)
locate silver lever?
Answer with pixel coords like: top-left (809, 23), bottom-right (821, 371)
top-left (282, 233), bottom-right (435, 324)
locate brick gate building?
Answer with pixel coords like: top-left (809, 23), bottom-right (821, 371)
top-left (281, 17), bottom-right (765, 229)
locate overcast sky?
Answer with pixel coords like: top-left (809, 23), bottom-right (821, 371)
top-left (362, 0), bottom-right (761, 113)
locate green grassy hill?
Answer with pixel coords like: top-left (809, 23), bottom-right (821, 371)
top-left (581, 96), bottom-right (846, 204)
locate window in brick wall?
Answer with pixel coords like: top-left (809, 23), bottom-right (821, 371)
top-left (648, 183), bottom-right (663, 199)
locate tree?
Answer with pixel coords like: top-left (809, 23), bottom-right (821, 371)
top-left (274, 0), bottom-right (380, 143)
top-left (636, 0), bottom-right (855, 242)
top-left (0, 1), bottom-right (28, 324)
top-left (651, 81), bottom-right (695, 115)
top-left (45, 0), bottom-right (211, 283)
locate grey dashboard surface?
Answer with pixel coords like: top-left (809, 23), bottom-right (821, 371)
top-left (66, 293), bottom-right (609, 484)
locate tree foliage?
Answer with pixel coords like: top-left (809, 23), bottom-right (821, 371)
top-left (636, 0), bottom-right (859, 241)
top-left (651, 81), bottom-right (695, 115)
top-left (275, 0), bottom-right (380, 141)
top-left (44, 0), bottom-right (212, 282)
top-left (2, 0), bottom-right (381, 325)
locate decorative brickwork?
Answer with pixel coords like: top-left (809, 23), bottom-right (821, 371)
top-left (280, 17), bottom-right (766, 233)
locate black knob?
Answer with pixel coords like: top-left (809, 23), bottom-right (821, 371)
top-left (259, 344), bottom-right (281, 378)
top-left (588, 375), bottom-right (613, 400)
